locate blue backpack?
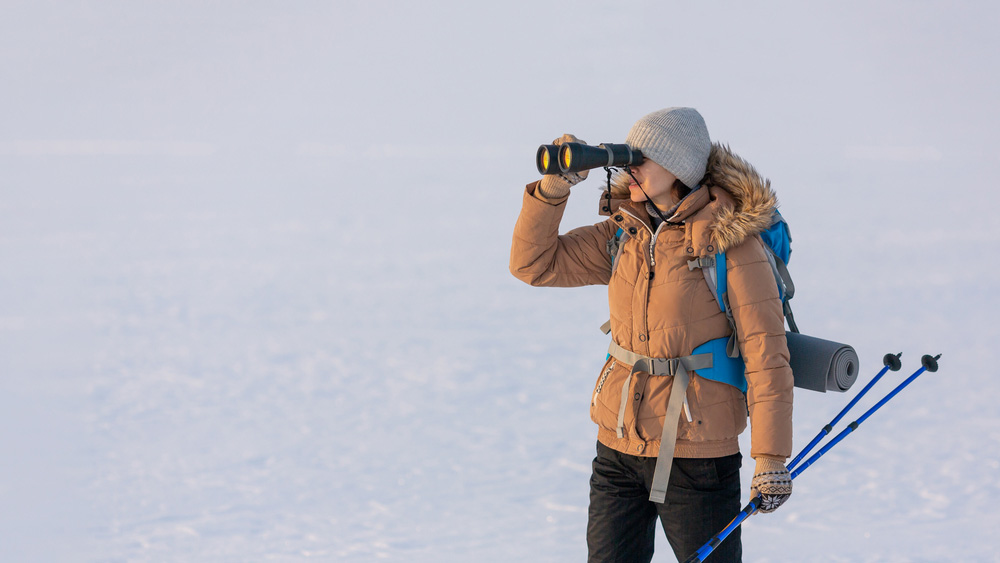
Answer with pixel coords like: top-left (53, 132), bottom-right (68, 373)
top-left (688, 210), bottom-right (796, 392)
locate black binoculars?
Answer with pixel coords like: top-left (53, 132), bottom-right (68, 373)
top-left (536, 142), bottom-right (644, 175)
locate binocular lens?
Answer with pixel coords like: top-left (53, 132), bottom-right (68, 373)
top-left (536, 145), bottom-right (561, 175)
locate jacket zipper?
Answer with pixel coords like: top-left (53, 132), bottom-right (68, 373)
top-left (620, 209), bottom-right (670, 357)
top-left (593, 360), bottom-right (616, 405)
top-left (649, 221), bottom-right (667, 268)
top-left (618, 209), bottom-right (694, 424)
top-left (620, 209), bottom-right (660, 271)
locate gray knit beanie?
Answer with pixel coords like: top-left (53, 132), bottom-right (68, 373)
top-left (625, 107), bottom-right (711, 188)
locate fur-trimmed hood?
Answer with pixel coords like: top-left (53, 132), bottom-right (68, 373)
top-left (702, 143), bottom-right (778, 252)
top-left (602, 143), bottom-right (778, 252)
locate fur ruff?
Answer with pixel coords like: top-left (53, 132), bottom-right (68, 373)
top-left (704, 143), bottom-right (778, 252)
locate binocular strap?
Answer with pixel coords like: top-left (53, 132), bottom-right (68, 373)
top-left (606, 341), bottom-right (713, 504)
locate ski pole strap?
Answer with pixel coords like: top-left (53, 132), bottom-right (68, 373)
top-left (606, 341), bottom-right (712, 503)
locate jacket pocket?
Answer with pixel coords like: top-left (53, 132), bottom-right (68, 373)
top-left (634, 374), bottom-right (671, 443)
top-left (677, 376), bottom-right (744, 442)
top-left (592, 358), bottom-right (616, 407)
top-left (590, 360), bottom-right (630, 435)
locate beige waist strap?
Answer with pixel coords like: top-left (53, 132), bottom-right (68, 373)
top-left (605, 341), bottom-right (714, 504)
top-left (607, 340), bottom-right (714, 375)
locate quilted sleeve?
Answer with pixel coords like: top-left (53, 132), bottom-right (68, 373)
top-left (725, 235), bottom-right (794, 459)
top-left (510, 181), bottom-right (616, 287)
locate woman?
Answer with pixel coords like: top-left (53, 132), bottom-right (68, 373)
top-left (509, 108), bottom-right (794, 562)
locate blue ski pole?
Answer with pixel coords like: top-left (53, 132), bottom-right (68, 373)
top-left (684, 354), bottom-right (903, 563)
top-left (791, 354), bottom-right (939, 479)
top-left (787, 352), bottom-right (902, 473)
top-left (682, 495), bottom-right (762, 563)
top-left (683, 354), bottom-right (940, 563)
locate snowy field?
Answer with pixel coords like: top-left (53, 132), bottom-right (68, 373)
top-left (2, 2), bottom-right (999, 561)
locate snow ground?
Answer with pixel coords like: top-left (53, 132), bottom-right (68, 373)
top-left (2, 2), bottom-right (1000, 561)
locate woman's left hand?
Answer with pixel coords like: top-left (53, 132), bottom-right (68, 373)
top-left (536, 133), bottom-right (589, 198)
top-left (750, 456), bottom-right (793, 513)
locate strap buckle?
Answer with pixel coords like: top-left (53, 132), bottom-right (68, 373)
top-left (687, 256), bottom-right (715, 271)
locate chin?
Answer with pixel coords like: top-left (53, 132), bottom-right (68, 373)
top-left (629, 192), bottom-right (646, 202)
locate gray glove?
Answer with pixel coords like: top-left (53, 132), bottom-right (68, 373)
top-left (750, 457), bottom-right (793, 513)
top-left (536, 133), bottom-right (589, 199)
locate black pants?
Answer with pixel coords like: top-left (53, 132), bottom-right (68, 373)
top-left (587, 441), bottom-right (742, 563)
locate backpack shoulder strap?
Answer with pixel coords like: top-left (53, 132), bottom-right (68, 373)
top-left (688, 253), bottom-right (740, 358)
top-left (768, 249), bottom-right (799, 333)
top-left (600, 227), bottom-right (629, 336)
top-left (606, 226), bottom-right (630, 274)
top-left (761, 210), bottom-right (800, 332)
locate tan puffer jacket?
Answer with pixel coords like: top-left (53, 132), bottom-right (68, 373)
top-left (510, 144), bottom-right (793, 460)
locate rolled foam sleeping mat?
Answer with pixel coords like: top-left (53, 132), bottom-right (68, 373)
top-left (786, 332), bottom-right (859, 393)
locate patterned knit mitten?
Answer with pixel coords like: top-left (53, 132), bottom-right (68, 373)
top-left (750, 457), bottom-right (793, 513)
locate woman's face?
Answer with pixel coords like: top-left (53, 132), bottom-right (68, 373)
top-left (627, 158), bottom-right (677, 210)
